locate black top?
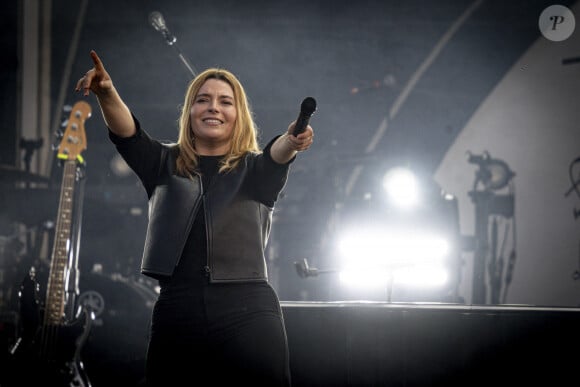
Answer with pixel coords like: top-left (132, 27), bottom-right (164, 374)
top-left (159, 155), bottom-right (220, 290)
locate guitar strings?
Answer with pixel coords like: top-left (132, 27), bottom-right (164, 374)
top-left (40, 160), bottom-right (77, 362)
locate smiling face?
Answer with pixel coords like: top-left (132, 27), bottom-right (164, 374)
top-left (190, 78), bottom-right (237, 155)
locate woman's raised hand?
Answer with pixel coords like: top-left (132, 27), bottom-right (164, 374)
top-left (75, 50), bottom-right (113, 97)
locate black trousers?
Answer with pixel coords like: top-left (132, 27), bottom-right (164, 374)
top-left (145, 281), bottom-right (291, 386)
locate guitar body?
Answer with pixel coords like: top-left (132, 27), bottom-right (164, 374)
top-left (7, 271), bottom-right (93, 387)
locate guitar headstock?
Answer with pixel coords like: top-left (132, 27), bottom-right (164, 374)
top-left (57, 101), bottom-right (92, 162)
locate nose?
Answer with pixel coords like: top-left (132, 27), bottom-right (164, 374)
top-left (208, 100), bottom-right (219, 113)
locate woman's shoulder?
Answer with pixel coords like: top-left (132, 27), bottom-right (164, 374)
top-left (161, 142), bottom-right (180, 158)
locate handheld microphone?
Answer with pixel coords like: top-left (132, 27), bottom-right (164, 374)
top-left (292, 97), bottom-right (317, 136)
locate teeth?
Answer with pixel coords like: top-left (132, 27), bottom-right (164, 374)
top-left (204, 119), bottom-right (221, 125)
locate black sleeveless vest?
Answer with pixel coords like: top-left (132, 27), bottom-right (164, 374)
top-left (141, 144), bottom-right (272, 282)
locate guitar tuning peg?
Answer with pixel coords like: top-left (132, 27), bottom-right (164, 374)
top-left (52, 132), bottom-right (63, 151)
top-left (62, 104), bottom-right (72, 112)
top-left (60, 118), bottom-right (69, 128)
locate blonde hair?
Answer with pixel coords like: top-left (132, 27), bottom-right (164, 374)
top-left (176, 68), bottom-right (260, 176)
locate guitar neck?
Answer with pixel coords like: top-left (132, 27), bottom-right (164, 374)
top-left (44, 160), bottom-right (78, 325)
top-left (42, 100), bottom-right (90, 326)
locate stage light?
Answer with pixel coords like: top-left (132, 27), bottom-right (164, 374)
top-left (481, 158), bottom-right (514, 191)
top-left (339, 265), bottom-right (449, 288)
top-left (394, 265), bottom-right (448, 287)
top-left (318, 165), bottom-right (462, 301)
top-left (382, 167), bottom-right (420, 209)
top-left (336, 225), bottom-right (451, 289)
top-left (339, 268), bottom-right (391, 289)
top-left (337, 227), bottom-right (450, 265)
top-left (467, 151), bottom-right (515, 191)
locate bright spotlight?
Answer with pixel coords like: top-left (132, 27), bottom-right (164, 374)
top-left (336, 225), bottom-right (451, 289)
top-left (382, 167), bottom-right (420, 209)
top-left (337, 227), bottom-right (449, 267)
top-left (394, 265), bottom-right (449, 286)
top-left (339, 268), bottom-right (391, 289)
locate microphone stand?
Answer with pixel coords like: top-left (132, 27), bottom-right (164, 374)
top-left (149, 11), bottom-right (197, 78)
top-left (294, 258), bottom-right (339, 278)
top-left (169, 41), bottom-right (197, 78)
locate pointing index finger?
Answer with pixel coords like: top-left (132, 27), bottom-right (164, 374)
top-left (90, 50), bottom-right (105, 71)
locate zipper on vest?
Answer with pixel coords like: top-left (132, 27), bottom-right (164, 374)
top-left (202, 194), bottom-right (212, 279)
top-left (191, 170), bottom-right (209, 278)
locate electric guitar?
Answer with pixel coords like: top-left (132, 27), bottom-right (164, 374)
top-left (8, 101), bottom-right (93, 386)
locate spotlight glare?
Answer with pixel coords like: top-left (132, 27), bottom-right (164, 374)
top-left (382, 167), bottom-right (419, 209)
top-left (336, 226), bottom-right (452, 289)
top-left (394, 265), bottom-right (449, 286)
top-left (339, 268), bottom-right (391, 288)
top-left (338, 228), bottom-right (450, 266)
